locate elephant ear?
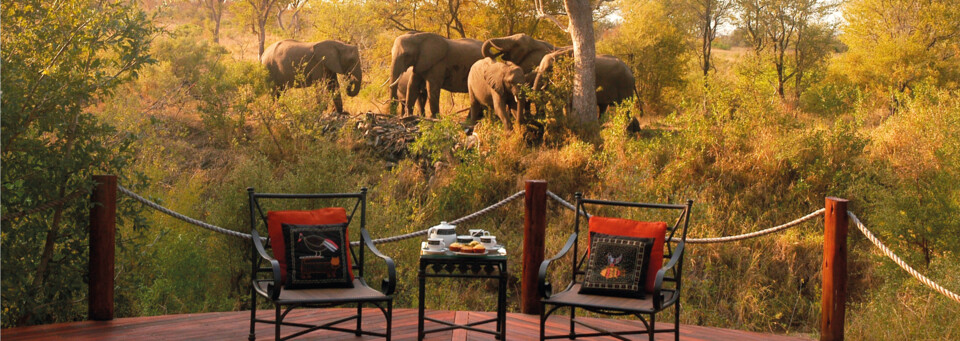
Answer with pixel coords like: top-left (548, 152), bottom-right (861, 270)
top-left (413, 34), bottom-right (448, 74)
top-left (484, 63), bottom-right (506, 94)
top-left (336, 44), bottom-right (360, 75)
top-left (314, 41), bottom-right (344, 74)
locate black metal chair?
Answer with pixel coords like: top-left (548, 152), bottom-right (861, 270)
top-left (538, 193), bottom-right (693, 341)
top-left (247, 187), bottom-right (396, 340)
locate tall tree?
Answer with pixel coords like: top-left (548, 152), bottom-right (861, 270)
top-left (245, 0), bottom-right (279, 57)
top-left (200, 0), bottom-right (226, 43)
top-left (1, 0), bottom-right (154, 326)
top-left (690, 0), bottom-right (733, 78)
top-left (536, 0), bottom-right (609, 125)
top-left (738, 0), bottom-right (834, 100)
top-left (841, 0), bottom-right (960, 102)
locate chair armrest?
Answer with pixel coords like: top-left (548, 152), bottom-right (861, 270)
top-left (653, 241), bottom-right (684, 310)
top-left (251, 229), bottom-right (282, 300)
top-left (361, 229), bottom-right (397, 296)
top-left (538, 232), bottom-right (577, 299)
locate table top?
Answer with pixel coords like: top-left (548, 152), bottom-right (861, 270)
top-left (419, 242), bottom-right (507, 260)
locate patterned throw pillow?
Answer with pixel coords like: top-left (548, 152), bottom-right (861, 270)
top-left (579, 232), bottom-right (654, 299)
top-left (282, 223), bottom-right (354, 289)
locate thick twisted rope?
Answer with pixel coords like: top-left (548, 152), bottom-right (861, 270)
top-left (354, 190), bottom-right (526, 245)
top-left (849, 212), bottom-right (960, 304)
top-left (118, 185), bottom-right (264, 241)
top-left (2, 188), bottom-right (88, 221)
top-left (545, 191), bottom-right (823, 244)
top-left (546, 191), bottom-right (591, 218)
top-left (680, 209), bottom-right (824, 243)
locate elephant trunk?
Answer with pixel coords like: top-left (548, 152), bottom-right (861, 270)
top-left (482, 40), bottom-right (502, 59)
top-left (533, 70), bottom-right (545, 91)
top-left (346, 66), bottom-right (362, 97)
top-left (389, 59), bottom-right (407, 101)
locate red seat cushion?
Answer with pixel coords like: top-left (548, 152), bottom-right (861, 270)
top-left (268, 208), bottom-right (352, 283)
top-left (588, 216), bottom-right (667, 292)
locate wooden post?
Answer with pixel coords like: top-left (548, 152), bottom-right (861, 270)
top-left (521, 180), bottom-right (547, 315)
top-left (89, 175), bottom-right (117, 321)
top-left (821, 197), bottom-right (848, 341)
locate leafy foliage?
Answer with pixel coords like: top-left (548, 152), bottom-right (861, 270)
top-left (840, 0), bottom-right (960, 98)
top-left (1, 0), bottom-right (157, 326)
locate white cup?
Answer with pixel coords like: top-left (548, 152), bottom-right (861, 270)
top-left (480, 236), bottom-right (497, 249)
top-left (469, 229), bottom-right (490, 242)
top-left (426, 238), bottom-right (445, 251)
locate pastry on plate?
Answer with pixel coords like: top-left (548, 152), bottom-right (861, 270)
top-left (449, 242), bottom-right (462, 252)
top-left (460, 246), bottom-right (474, 253)
top-left (473, 245), bottom-right (486, 253)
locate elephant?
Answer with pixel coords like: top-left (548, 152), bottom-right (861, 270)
top-left (482, 33), bottom-right (557, 76)
top-left (261, 39), bottom-right (362, 113)
top-left (467, 58), bottom-right (527, 129)
top-left (389, 32), bottom-right (484, 117)
top-left (395, 67), bottom-right (428, 116)
top-left (533, 48), bottom-right (636, 117)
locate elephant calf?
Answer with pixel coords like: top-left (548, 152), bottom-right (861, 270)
top-left (395, 67), bottom-right (427, 117)
top-left (468, 58), bottom-right (526, 129)
top-left (261, 39), bottom-right (362, 113)
top-left (533, 48), bottom-right (636, 117)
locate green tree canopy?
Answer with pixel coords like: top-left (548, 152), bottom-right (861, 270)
top-left (1, 0), bottom-right (156, 326)
top-left (840, 0), bottom-right (960, 97)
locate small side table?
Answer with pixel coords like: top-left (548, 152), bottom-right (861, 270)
top-left (418, 246), bottom-right (508, 340)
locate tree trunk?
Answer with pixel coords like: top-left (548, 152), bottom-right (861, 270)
top-left (702, 1), bottom-right (711, 77)
top-left (258, 18), bottom-right (267, 57)
top-left (213, 13), bottom-right (221, 43)
top-left (564, 0), bottom-right (598, 125)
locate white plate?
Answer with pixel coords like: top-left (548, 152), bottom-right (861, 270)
top-left (484, 245), bottom-right (504, 252)
top-left (453, 251), bottom-right (490, 256)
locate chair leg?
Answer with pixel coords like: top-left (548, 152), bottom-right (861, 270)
top-left (569, 307), bottom-right (576, 339)
top-left (249, 287), bottom-right (257, 341)
top-left (675, 301), bottom-right (681, 341)
top-left (386, 300), bottom-right (393, 341)
top-left (648, 313), bottom-right (655, 341)
top-left (539, 303), bottom-right (547, 341)
top-left (356, 302), bottom-right (363, 336)
top-left (275, 304), bottom-right (282, 341)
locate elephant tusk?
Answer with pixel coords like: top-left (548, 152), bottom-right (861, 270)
top-left (388, 77), bottom-right (401, 88)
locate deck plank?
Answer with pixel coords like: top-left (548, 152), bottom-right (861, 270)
top-left (1, 308), bottom-right (811, 340)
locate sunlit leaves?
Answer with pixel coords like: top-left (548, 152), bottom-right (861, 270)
top-left (1, 0), bottom-right (156, 326)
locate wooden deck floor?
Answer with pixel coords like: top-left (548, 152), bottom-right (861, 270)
top-left (2, 308), bottom-right (811, 340)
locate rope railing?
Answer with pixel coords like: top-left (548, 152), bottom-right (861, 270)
top-left (2, 188), bottom-right (89, 221)
top-left (545, 191), bottom-right (824, 244)
top-left (680, 209), bottom-right (824, 244)
top-left (119, 184), bottom-right (525, 246)
top-left (118, 184), bottom-right (959, 303)
top-left (849, 212), bottom-right (960, 304)
top-left (118, 185), bottom-right (264, 241)
top-left (354, 190), bottom-right (525, 245)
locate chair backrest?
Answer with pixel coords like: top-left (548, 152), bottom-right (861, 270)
top-left (247, 187), bottom-right (370, 278)
top-left (571, 193), bottom-right (693, 290)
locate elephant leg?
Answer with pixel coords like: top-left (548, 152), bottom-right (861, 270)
top-left (468, 99), bottom-right (484, 125)
top-left (417, 89), bottom-right (427, 116)
top-left (425, 79), bottom-right (443, 118)
top-left (492, 93), bottom-right (511, 130)
top-left (327, 77), bottom-right (344, 113)
top-left (405, 77), bottom-right (423, 117)
top-left (424, 69), bottom-right (445, 118)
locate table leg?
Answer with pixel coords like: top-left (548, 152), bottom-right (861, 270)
top-left (418, 264), bottom-right (426, 341)
top-left (498, 260), bottom-right (507, 340)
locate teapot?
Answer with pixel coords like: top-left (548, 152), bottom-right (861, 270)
top-left (428, 221), bottom-right (457, 247)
